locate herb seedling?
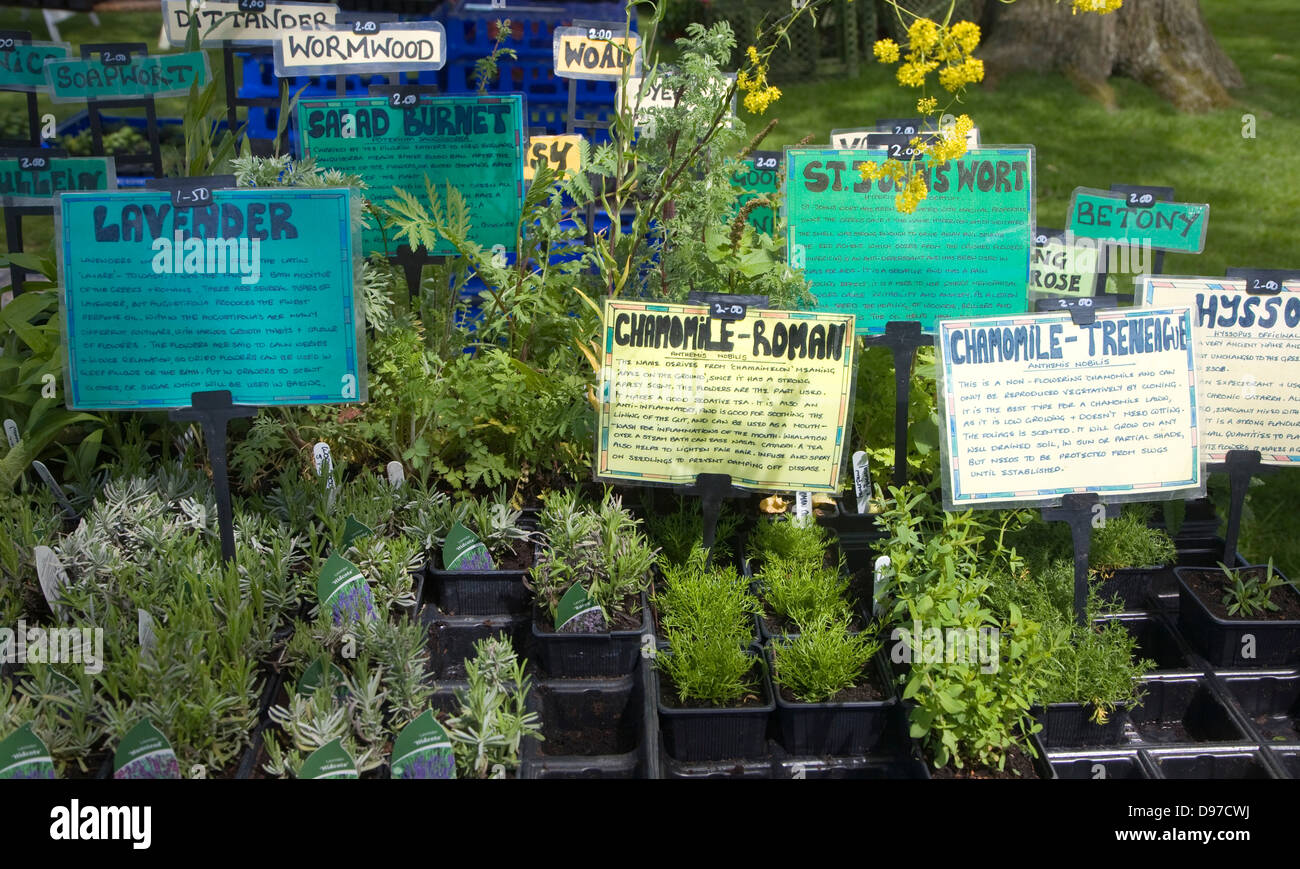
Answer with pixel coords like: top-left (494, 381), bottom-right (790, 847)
top-left (1220, 559), bottom-right (1287, 618)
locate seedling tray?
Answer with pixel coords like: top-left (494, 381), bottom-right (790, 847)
top-left (768, 648), bottom-right (897, 756)
top-left (1218, 670), bottom-right (1300, 744)
top-left (1126, 675), bottom-right (1250, 745)
top-left (1096, 565), bottom-right (1169, 612)
top-left (1146, 746), bottom-right (1279, 779)
top-left (423, 601), bottom-right (532, 680)
top-left (655, 648), bottom-right (774, 763)
top-left (1046, 750), bottom-right (1156, 780)
top-left (531, 590), bottom-right (651, 678)
top-left (1105, 613), bottom-right (1197, 672)
top-left (1175, 565), bottom-right (1300, 668)
top-left (1034, 702), bottom-right (1130, 749)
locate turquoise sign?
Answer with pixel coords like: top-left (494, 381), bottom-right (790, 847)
top-left (58, 187), bottom-right (365, 410)
top-left (0, 41), bottom-right (70, 91)
top-left (0, 156), bottom-right (115, 206)
top-left (45, 50), bottom-right (208, 103)
top-left (296, 93), bottom-right (524, 256)
top-left (1066, 187), bottom-right (1208, 254)
top-left (729, 151), bottom-right (779, 237)
top-left (786, 147), bottom-right (1034, 334)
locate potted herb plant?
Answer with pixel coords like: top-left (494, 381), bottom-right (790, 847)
top-left (652, 553), bottom-right (771, 761)
top-left (1175, 559), bottom-right (1300, 668)
top-left (766, 615), bottom-right (895, 755)
top-left (527, 489), bottom-right (657, 677)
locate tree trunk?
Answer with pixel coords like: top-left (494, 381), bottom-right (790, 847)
top-left (977, 0), bottom-right (1243, 112)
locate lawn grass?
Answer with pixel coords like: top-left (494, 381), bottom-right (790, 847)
top-left (0, 1), bottom-right (1296, 573)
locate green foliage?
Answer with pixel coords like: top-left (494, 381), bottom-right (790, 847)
top-left (1219, 559), bottom-right (1289, 618)
top-left (756, 555), bottom-right (853, 630)
top-left (653, 552), bottom-right (762, 706)
top-left (642, 495), bottom-right (743, 566)
top-left (853, 346), bottom-right (941, 491)
top-left (446, 635), bottom-right (542, 778)
top-left (528, 489), bottom-right (657, 622)
top-left (747, 516), bottom-right (830, 565)
top-left (770, 616), bottom-right (882, 703)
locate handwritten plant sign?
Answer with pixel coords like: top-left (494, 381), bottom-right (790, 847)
top-left (935, 307), bottom-right (1202, 509)
top-left (0, 155), bottom-right (114, 206)
top-left (597, 300), bottom-right (856, 493)
top-left (1066, 187), bottom-right (1208, 254)
top-left (552, 25), bottom-right (640, 80)
top-left (523, 133), bottom-right (582, 183)
top-left (1028, 228), bottom-right (1103, 299)
top-left (57, 187), bottom-right (365, 409)
top-left (0, 40), bottom-right (69, 91)
top-left (297, 93), bottom-right (524, 256)
top-left (1142, 275), bottom-right (1300, 464)
top-left (161, 0), bottom-right (338, 46)
top-left (617, 69), bottom-right (735, 134)
top-left (786, 146), bottom-right (1034, 334)
top-left (274, 21), bottom-right (446, 76)
top-left (729, 151), bottom-right (779, 236)
top-left (44, 51), bottom-right (209, 102)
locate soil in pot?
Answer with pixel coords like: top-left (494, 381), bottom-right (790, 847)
top-left (929, 745), bottom-right (1042, 779)
top-left (776, 676), bottom-right (884, 705)
top-left (1181, 568), bottom-right (1300, 621)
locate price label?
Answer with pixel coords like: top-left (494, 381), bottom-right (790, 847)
top-left (100, 50), bottom-right (130, 66)
top-left (1034, 295), bottom-right (1118, 312)
top-left (389, 92), bottom-right (417, 107)
top-left (711, 301), bottom-right (747, 321)
top-left (1225, 268), bottom-right (1298, 296)
top-left (0, 37), bottom-right (18, 52)
top-left (18, 155), bottom-right (48, 171)
top-left (238, 0), bottom-right (268, 10)
top-left (172, 185), bottom-right (211, 207)
top-left (752, 153), bottom-right (778, 170)
top-left (876, 117), bottom-right (924, 136)
top-left (1126, 191), bottom-right (1156, 208)
top-left (352, 20), bottom-right (380, 34)
top-left (147, 176), bottom-right (233, 208)
top-left (587, 27), bottom-right (614, 40)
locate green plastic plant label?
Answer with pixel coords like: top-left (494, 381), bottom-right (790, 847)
top-left (297, 659), bottom-right (350, 698)
top-left (442, 521), bottom-right (494, 571)
top-left (0, 724), bottom-right (56, 779)
top-left (0, 155), bottom-right (115, 207)
top-left (1029, 227), bottom-right (1102, 299)
top-left (296, 93), bottom-right (524, 256)
top-left (161, 1), bottom-right (338, 46)
top-left (1142, 274), bottom-right (1300, 465)
top-left (1067, 187), bottom-right (1208, 254)
top-left (729, 151), bottom-right (779, 237)
top-left (0, 40), bottom-right (69, 91)
top-left (390, 710), bottom-right (455, 779)
top-left (341, 515), bottom-right (374, 549)
top-left (44, 50), bottom-right (209, 103)
top-left (273, 21), bottom-right (446, 77)
top-left (113, 720), bottom-right (181, 779)
top-left (317, 552), bottom-right (376, 625)
top-left (785, 146), bottom-right (1035, 334)
top-left (299, 738), bottom-right (358, 779)
top-left (935, 306), bottom-right (1203, 510)
top-left (57, 187), bottom-right (365, 410)
top-left (597, 300), bottom-right (856, 493)
top-left (555, 582), bottom-right (606, 633)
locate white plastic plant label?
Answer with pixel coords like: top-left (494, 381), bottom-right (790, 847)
top-left (33, 546), bottom-right (70, 622)
top-left (137, 609), bottom-right (157, 657)
top-left (3, 419), bottom-right (19, 447)
top-left (386, 460), bottom-right (405, 488)
top-left (873, 555), bottom-right (892, 618)
top-left (313, 442), bottom-right (335, 489)
top-left (852, 451), bottom-right (871, 514)
top-left (793, 491), bottom-right (813, 526)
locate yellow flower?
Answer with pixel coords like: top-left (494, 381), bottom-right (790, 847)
top-left (938, 57), bottom-right (984, 92)
top-left (895, 170), bottom-right (929, 214)
top-left (896, 60), bottom-right (936, 88)
top-left (1072, 0), bottom-right (1122, 13)
top-left (743, 84), bottom-right (782, 115)
top-left (746, 45), bottom-right (760, 65)
top-left (873, 38), bottom-right (900, 63)
top-left (858, 161), bottom-right (882, 183)
top-left (907, 18), bottom-right (940, 54)
top-left (949, 21), bottom-right (981, 55)
top-left (916, 96), bottom-right (938, 114)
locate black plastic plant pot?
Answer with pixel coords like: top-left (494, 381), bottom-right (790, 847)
top-left (426, 562), bottom-right (531, 617)
top-left (531, 591), bottom-right (651, 678)
top-left (1096, 566), bottom-right (1168, 612)
top-left (656, 649), bottom-right (775, 763)
top-left (423, 602), bottom-right (532, 680)
top-left (1033, 702), bottom-right (1130, 749)
top-left (1102, 613), bottom-right (1197, 672)
top-left (1128, 675), bottom-right (1251, 745)
top-left (767, 647), bottom-right (897, 756)
top-left (658, 733), bottom-right (774, 779)
top-left (1175, 565), bottom-right (1300, 668)
top-left (1047, 751), bottom-right (1155, 780)
top-left (1218, 670), bottom-right (1300, 744)
top-left (1147, 746), bottom-right (1279, 779)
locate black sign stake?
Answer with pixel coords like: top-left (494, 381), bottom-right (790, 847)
top-left (862, 321), bottom-right (927, 487)
top-left (1041, 492), bottom-right (1119, 626)
top-left (677, 473), bottom-right (747, 565)
top-left (1209, 450), bottom-right (1276, 569)
top-left (169, 391), bottom-right (257, 563)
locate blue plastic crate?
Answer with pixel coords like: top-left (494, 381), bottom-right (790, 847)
top-left (443, 1), bottom-right (633, 59)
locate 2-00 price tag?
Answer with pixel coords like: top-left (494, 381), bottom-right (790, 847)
top-left (711, 301), bottom-right (746, 321)
top-left (100, 50), bottom-right (130, 66)
top-left (18, 156), bottom-right (48, 172)
top-left (352, 20), bottom-right (380, 34)
top-left (389, 92), bottom-right (417, 107)
top-left (238, 0), bottom-right (267, 10)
